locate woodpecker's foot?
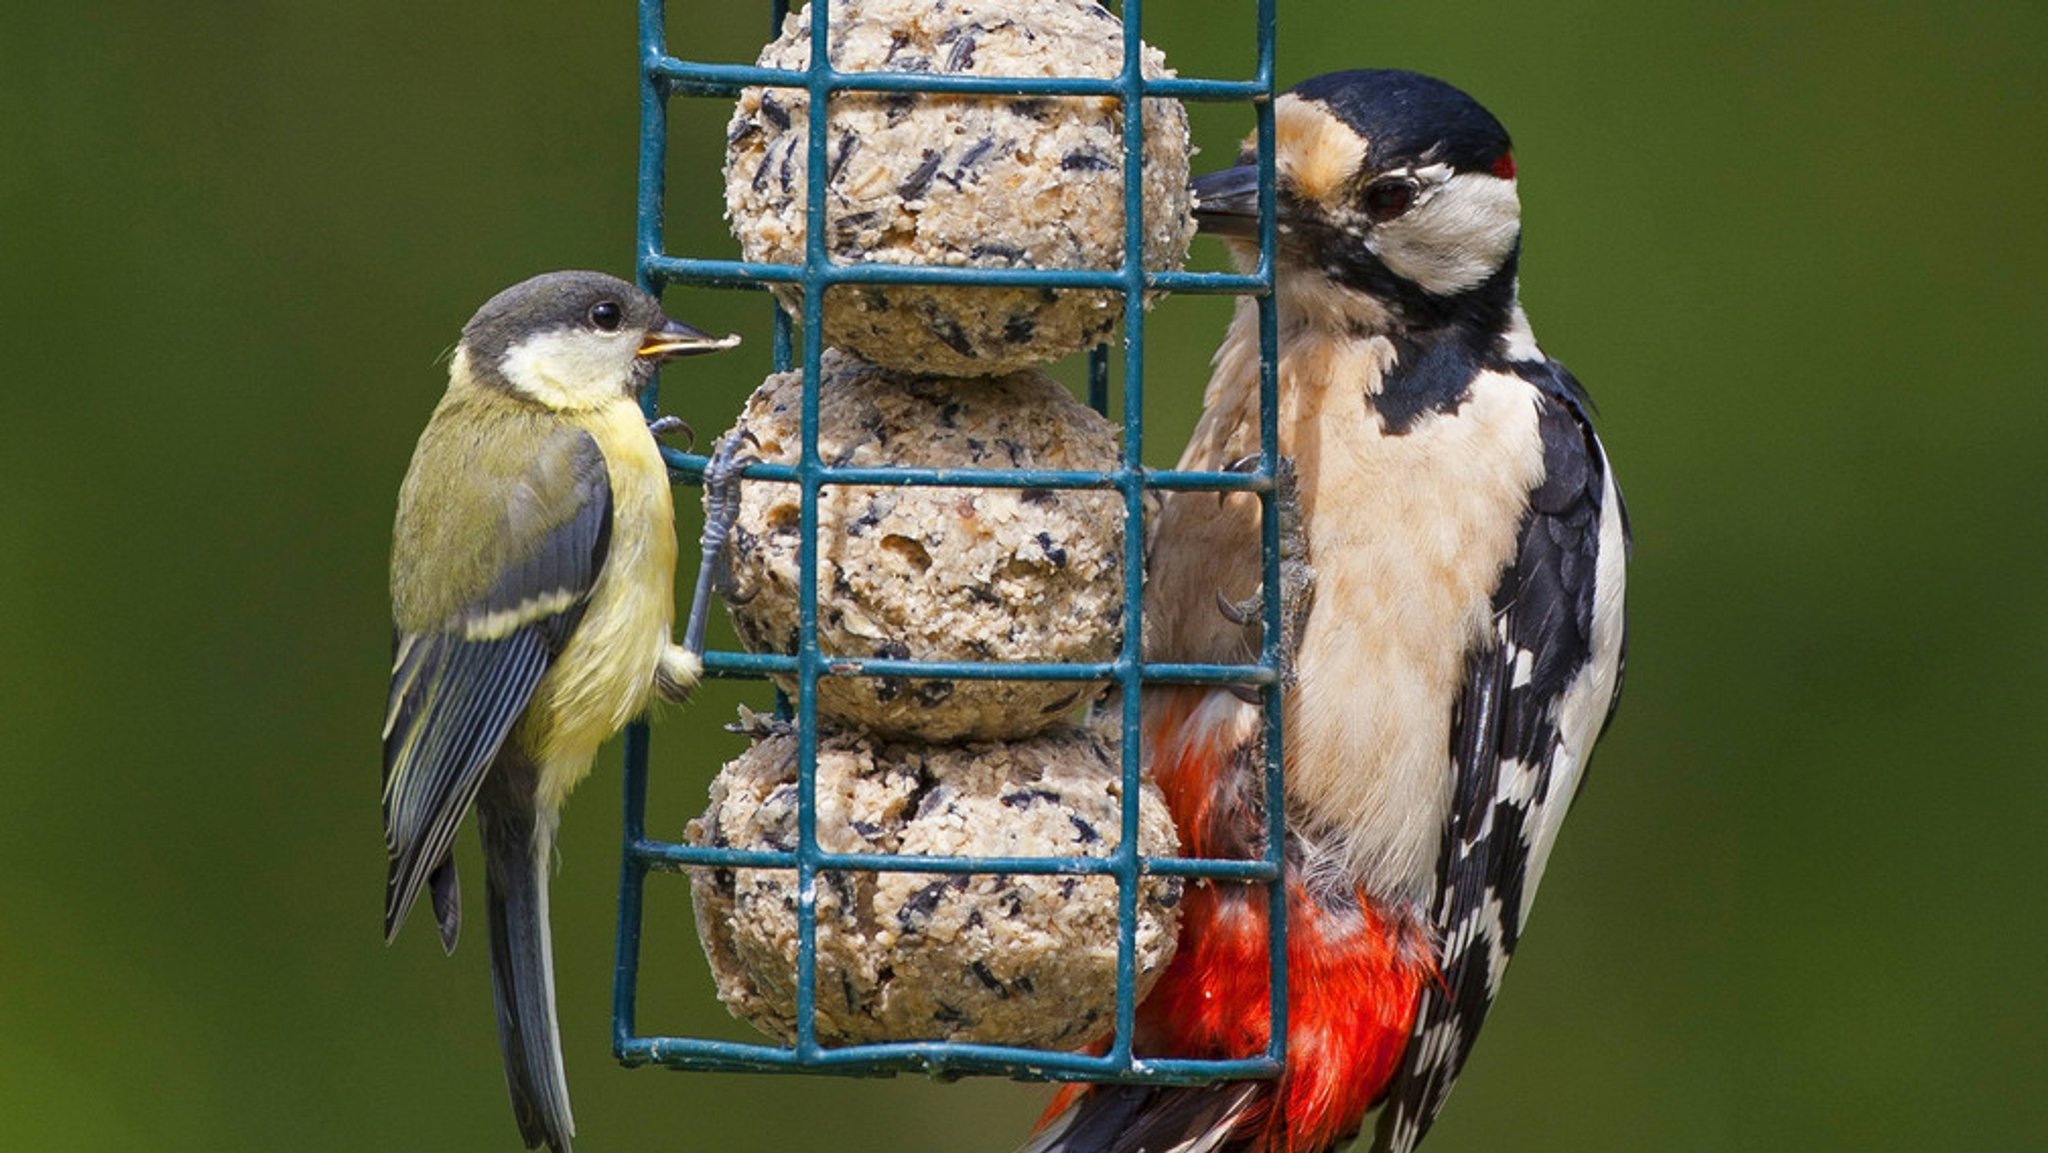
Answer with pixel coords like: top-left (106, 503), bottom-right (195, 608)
top-left (1272, 457), bottom-right (1316, 685)
top-left (648, 414), bottom-right (695, 448)
top-left (1213, 457), bottom-right (1316, 686)
top-left (681, 433), bottom-right (760, 655)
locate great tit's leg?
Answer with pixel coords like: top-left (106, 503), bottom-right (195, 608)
top-left (647, 414), bottom-right (694, 448)
top-left (654, 434), bottom-right (761, 705)
top-left (712, 434), bottom-right (765, 607)
top-left (679, 436), bottom-right (761, 667)
top-left (698, 431), bottom-right (759, 605)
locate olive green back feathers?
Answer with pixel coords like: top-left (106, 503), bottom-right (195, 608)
top-left (382, 408), bottom-right (613, 945)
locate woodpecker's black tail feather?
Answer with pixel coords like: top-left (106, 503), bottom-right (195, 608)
top-left (478, 752), bottom-right (574, 1153)
top-left (1021, 1083), bottom-right (1260, 1153)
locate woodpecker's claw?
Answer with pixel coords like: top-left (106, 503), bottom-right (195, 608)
top-left (682, 434), bottom-right (759, 656)
top-left (1217, 452), bottom-right (1261, 505)
top-left (648, 414), bottom-right (695, 449)
top-left (1217, 588), bottom-right (1255, 626)
top-left (1211, 458), bottom-right (1316, 687)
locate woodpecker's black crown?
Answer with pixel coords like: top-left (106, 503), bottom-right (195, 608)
top-left (1291, 69), bottom-right (1514, 178)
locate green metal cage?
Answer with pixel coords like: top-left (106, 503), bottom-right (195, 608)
top-left (616, 0), bottom-right (1287, 1086)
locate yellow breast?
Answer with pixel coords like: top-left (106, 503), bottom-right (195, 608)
top-left (518, 400), bottom-right (678, 813)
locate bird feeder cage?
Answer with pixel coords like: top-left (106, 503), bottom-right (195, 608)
top-left (616, 0), bottom-right (1288, 1086)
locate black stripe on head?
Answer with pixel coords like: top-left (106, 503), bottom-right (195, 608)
top-left (1321, 234), bottom-right (1521, 338)
top-left (1291, 69), bottom-right (1513, 177)
top-left (460, 270), bottom-right (665, 381)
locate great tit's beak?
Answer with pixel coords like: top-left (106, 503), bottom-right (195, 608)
top-left (637, 318), bottom-right (741, 360)
top-left (1191, 165), bottom-right (1262, 239)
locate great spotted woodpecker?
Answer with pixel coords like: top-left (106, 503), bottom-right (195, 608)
top-left (1026, 68), bottom-right (1630, 1153)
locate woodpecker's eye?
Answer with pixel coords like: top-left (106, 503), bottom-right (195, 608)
top-left (588, 301), bottom-right (624, 332)
top-left (1363, 178), bottom-right (1419, 222)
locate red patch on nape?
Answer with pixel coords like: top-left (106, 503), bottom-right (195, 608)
top-left (1491, 151), bottom-right (1517, 180)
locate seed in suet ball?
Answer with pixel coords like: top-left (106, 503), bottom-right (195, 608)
top-left (689, 711), bottom-right (1181, 1048)
top-left (724, 0), bottom-right (1196, 377)
top-left (716, 348), bottom-right (1124, 743)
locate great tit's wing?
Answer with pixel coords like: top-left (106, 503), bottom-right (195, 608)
top-left (1373, 368), bottom-right (1628, 1153)
top-left (382, 420), bottom-right (613, 945)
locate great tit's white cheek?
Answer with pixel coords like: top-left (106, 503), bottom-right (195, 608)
top-left (1371, 172), bottom-right (1521, 297)
top-left (500, 329), bottom-right (638, 408)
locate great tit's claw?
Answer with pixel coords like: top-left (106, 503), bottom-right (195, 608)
top-left (700, 436), bottom-right (758, 542)
top-left (648, 414), bottom-right (695, 448)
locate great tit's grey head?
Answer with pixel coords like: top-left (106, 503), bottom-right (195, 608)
top-left (1192, 70), bottom-right (1522, 331)
top-left (456, 270), bottom-right (738, 408)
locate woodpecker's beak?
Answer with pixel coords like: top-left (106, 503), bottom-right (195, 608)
top-left (1191, 164), bottom-right (1262, 239)
top-left (637, 318), bottom-right (741, 360)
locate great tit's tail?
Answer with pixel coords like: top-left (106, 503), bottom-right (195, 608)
top-left (427, 857), bottom-right (462, 954)
top-left (478, 752), bottom-right (575, 1153)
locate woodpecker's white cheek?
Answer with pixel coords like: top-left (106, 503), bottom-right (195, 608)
top-left (500, 329), bottom-right (639, 410)
top-left (1371, 172), bottom-right (1521, 296)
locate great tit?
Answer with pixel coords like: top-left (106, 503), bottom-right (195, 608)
top-left (383, 270), bottom-right (739, 1152)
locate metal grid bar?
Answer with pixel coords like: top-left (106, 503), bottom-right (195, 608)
top-left (645, 253), bottom-right (1267, 293)
top-left (616, 0), bottom-right (1285, 1085)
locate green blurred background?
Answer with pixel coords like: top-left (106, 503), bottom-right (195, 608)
top-left (4, 1), bottom-right (2045, 1149)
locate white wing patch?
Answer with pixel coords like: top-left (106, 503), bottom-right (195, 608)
top-left (1512, 453), bottom-right (1628, 927)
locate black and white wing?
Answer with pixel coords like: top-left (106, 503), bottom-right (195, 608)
top-left (381, 425), bottom-right (613, 951)
top-left (1372, 363), bottom-right (1630, 1153)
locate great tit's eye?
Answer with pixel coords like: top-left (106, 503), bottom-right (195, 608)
top-left (1363, 177), bottom-right (1420, 222)
top-left (588, 301), bottom-right (624, 332)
